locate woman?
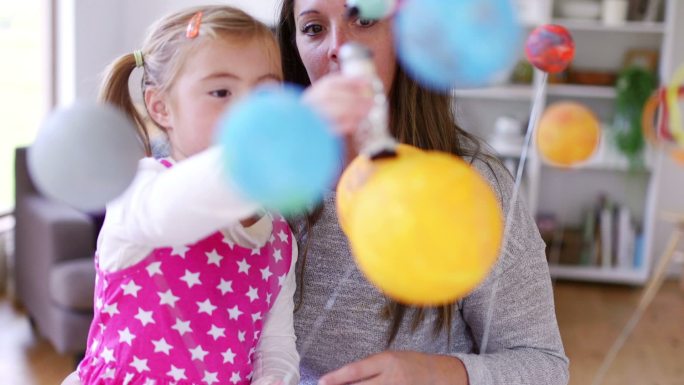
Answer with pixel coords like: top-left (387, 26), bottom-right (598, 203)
top-left (277, 1), bottom-right (570, 384)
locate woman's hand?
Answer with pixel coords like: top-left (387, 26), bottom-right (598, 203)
top-left (302, 73), bottom-right (375, 137)
top-left (318, 351), bottom-right (469, 385)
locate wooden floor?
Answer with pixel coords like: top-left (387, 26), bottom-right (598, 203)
top-left (0, 281), bottom-right (682, 385)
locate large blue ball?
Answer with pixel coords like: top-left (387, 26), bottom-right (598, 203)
top-left (395, 0), bottom-right (522, 90)
top-left (217, 86), bottom-right (343, 214)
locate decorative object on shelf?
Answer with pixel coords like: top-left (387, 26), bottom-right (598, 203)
top-left (641, 86), bottom-right (684, 164)
top-left (537, 101), bottom-right (602, 167)
top-left (525, 24), bottom-right (576, 73)
top-left (489, 116), bottom-right (525, 157)
top-left (622, 49), bottom-right (659, 72)
top-left (666, 63), bottom-right (684, 147)
top-left (611, 66), bottom-right (657, 169)
top-left (568, 68), bottom-right (618, 86)
top-left (510, 60), bottom-right (534, 84)
top-left (602, 0), bottom-right (629, 25)
top-left (557, 0), bottom-right (602, 19)
top-left (642, 0), bottom-right (663, 21)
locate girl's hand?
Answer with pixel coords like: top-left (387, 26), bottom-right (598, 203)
top-left (302, 73), bottom-right (375, 137)
top-left (317, 351), bottom-right (469, 385)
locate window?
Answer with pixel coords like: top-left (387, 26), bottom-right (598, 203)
top-left (0, 0), bottom-right (51, 213)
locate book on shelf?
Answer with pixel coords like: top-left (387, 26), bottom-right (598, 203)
top-left (573, 196), bottom-right (640, 270)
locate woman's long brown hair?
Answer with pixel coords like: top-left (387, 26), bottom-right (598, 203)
top-left (278, 0), bottom-right (500, 346)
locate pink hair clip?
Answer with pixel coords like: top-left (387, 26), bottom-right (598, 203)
top-left (186, 11), bottom-right (203, 39)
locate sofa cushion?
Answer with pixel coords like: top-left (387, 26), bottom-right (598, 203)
top-left (50, 259), bottom-right (95, 311)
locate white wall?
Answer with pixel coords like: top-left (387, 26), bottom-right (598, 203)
top-left (57, 0), bottom-right (280, 104)
top-left (649, 0), bottom-right (684, 277)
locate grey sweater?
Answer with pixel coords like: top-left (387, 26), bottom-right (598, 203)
top-left (292, 158), bottom-right (569, 385)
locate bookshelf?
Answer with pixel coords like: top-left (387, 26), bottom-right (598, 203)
top-left (455, 0), bottom-right (682, 285)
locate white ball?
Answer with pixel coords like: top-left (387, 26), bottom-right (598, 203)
top-left (28, 103), bottom-right (144, 212)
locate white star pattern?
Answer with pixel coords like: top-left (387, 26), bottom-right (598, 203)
top-left (197, 299), bottom-right (217, 316)
top-left (208, 324), bottom-right (225, 340)
top-left (103, 368), bottom-right (115, 379)
top-left (101, 347), bottom-right (115, 364)
top-left (230, 371), bottom-right (241, 384)
top-left (273, 247), bottom-right (283, 262)
top-left (171, 245), bottom-right (189, 258)
top-left (91, 339), bottom-right (99, 352)
top-left (146, 261), bottom-right (162, 276)
top-left (254, 330), bottom-right (261, 340)
top-left (167, 365), bottom-right (187, 381)
top-left (227, 305), bottom-right (243, 320)
top-left (143, 378), bottom-right (155, 385)
top-left (223, 238), bottom-right (235, 250)
top-left (266, 293), bottom-right (273, 305)
top-left (118, 327), bottom-right (136, 346)
top-left (250, 247), bottom-right (260, 256)
top-left (121, 280), bottom-right (142, 297)
top-left (103, 303), bottom-right (119, 317)
top-left (172, 319), bottom-right (192, 336)
top-left (95, 297), bottom-right (103, 309)
top-left (203, 371), bottom-right (219, 385)
top-left (278, 229), bottom-right (288, 242)
top-left (251, 312), bottom-right (262, 323)
top-left (222, 348), bottom-right (236, 364)
top-left (158, 289), bottom-right (180, 307)
top-left (217, 279), bottom-right (233, 295)
top-left (152, 337), bottom-right (173, 355)
top-left (180, 269), bottom-right (201, 288)
top-left (260, 266), bottom-right (273, 281)
top-left (268, 233), bottom-right (276, 244)
top-left (238, 330), bottom-right (246, 342)
top-left (189, 345), bottom-right (209, 361)
top-left (98, 323), bottom-right (106, 333)
top-left (130, 356), bottom-right (150, 373)
top-left (246, 286), bottom-right (259, 302)
top-left (237, 258), bottom-right (251, 275)
top-left (134, 308), bottom-right (155, 326)
top-left (205, 250), bottom-right (223, 267)
top-left (123, 372), bottom-right (134, 385)
top-left (279, 274), bottom-right (287, 287)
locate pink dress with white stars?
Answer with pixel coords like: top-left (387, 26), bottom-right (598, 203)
top-left (77, 155), bottom-right (294, 385)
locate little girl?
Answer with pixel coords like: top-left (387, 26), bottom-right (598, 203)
top-left (69, 6), bottom-right (301, 385)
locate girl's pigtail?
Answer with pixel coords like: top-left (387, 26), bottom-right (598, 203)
top-left (98, 52), bottom-right (152, 156)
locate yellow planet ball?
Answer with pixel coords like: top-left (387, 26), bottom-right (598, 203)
top-left (537, 102), bottom-right (601, 167)
top-left (336, 144), bottom-right (422, 232)
top-left (345, 151), bottom-right (503, 306)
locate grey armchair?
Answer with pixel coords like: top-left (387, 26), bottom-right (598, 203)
top-left (13, 147), bottom-right (97, 355)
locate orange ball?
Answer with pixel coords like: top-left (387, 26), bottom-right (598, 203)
top-left (537, 102), bottom-right (601, 167)
top-left (336, 144), bottom-right (423, 232)
top-left (345, 151), bottom-right (503, 305)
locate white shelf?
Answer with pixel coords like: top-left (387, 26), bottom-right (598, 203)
top-left (549, 264), bottom-right (649, 284)
top-left (454, 84), bottom-right (615, 101)
top-left (551, 18), bottom-right (666, 34)
top-left (547, 84), bottom-right (616, 99)
top-left (452, 85), bottom-right (533, 100)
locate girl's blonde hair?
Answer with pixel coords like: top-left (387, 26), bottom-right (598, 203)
top-left (99, 5), bottom-right (279, 156)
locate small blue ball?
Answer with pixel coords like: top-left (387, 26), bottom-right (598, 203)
top-left (216, 85), bottom-right (343, 214)
top-left (395, 0), bottom-right (522, 90)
